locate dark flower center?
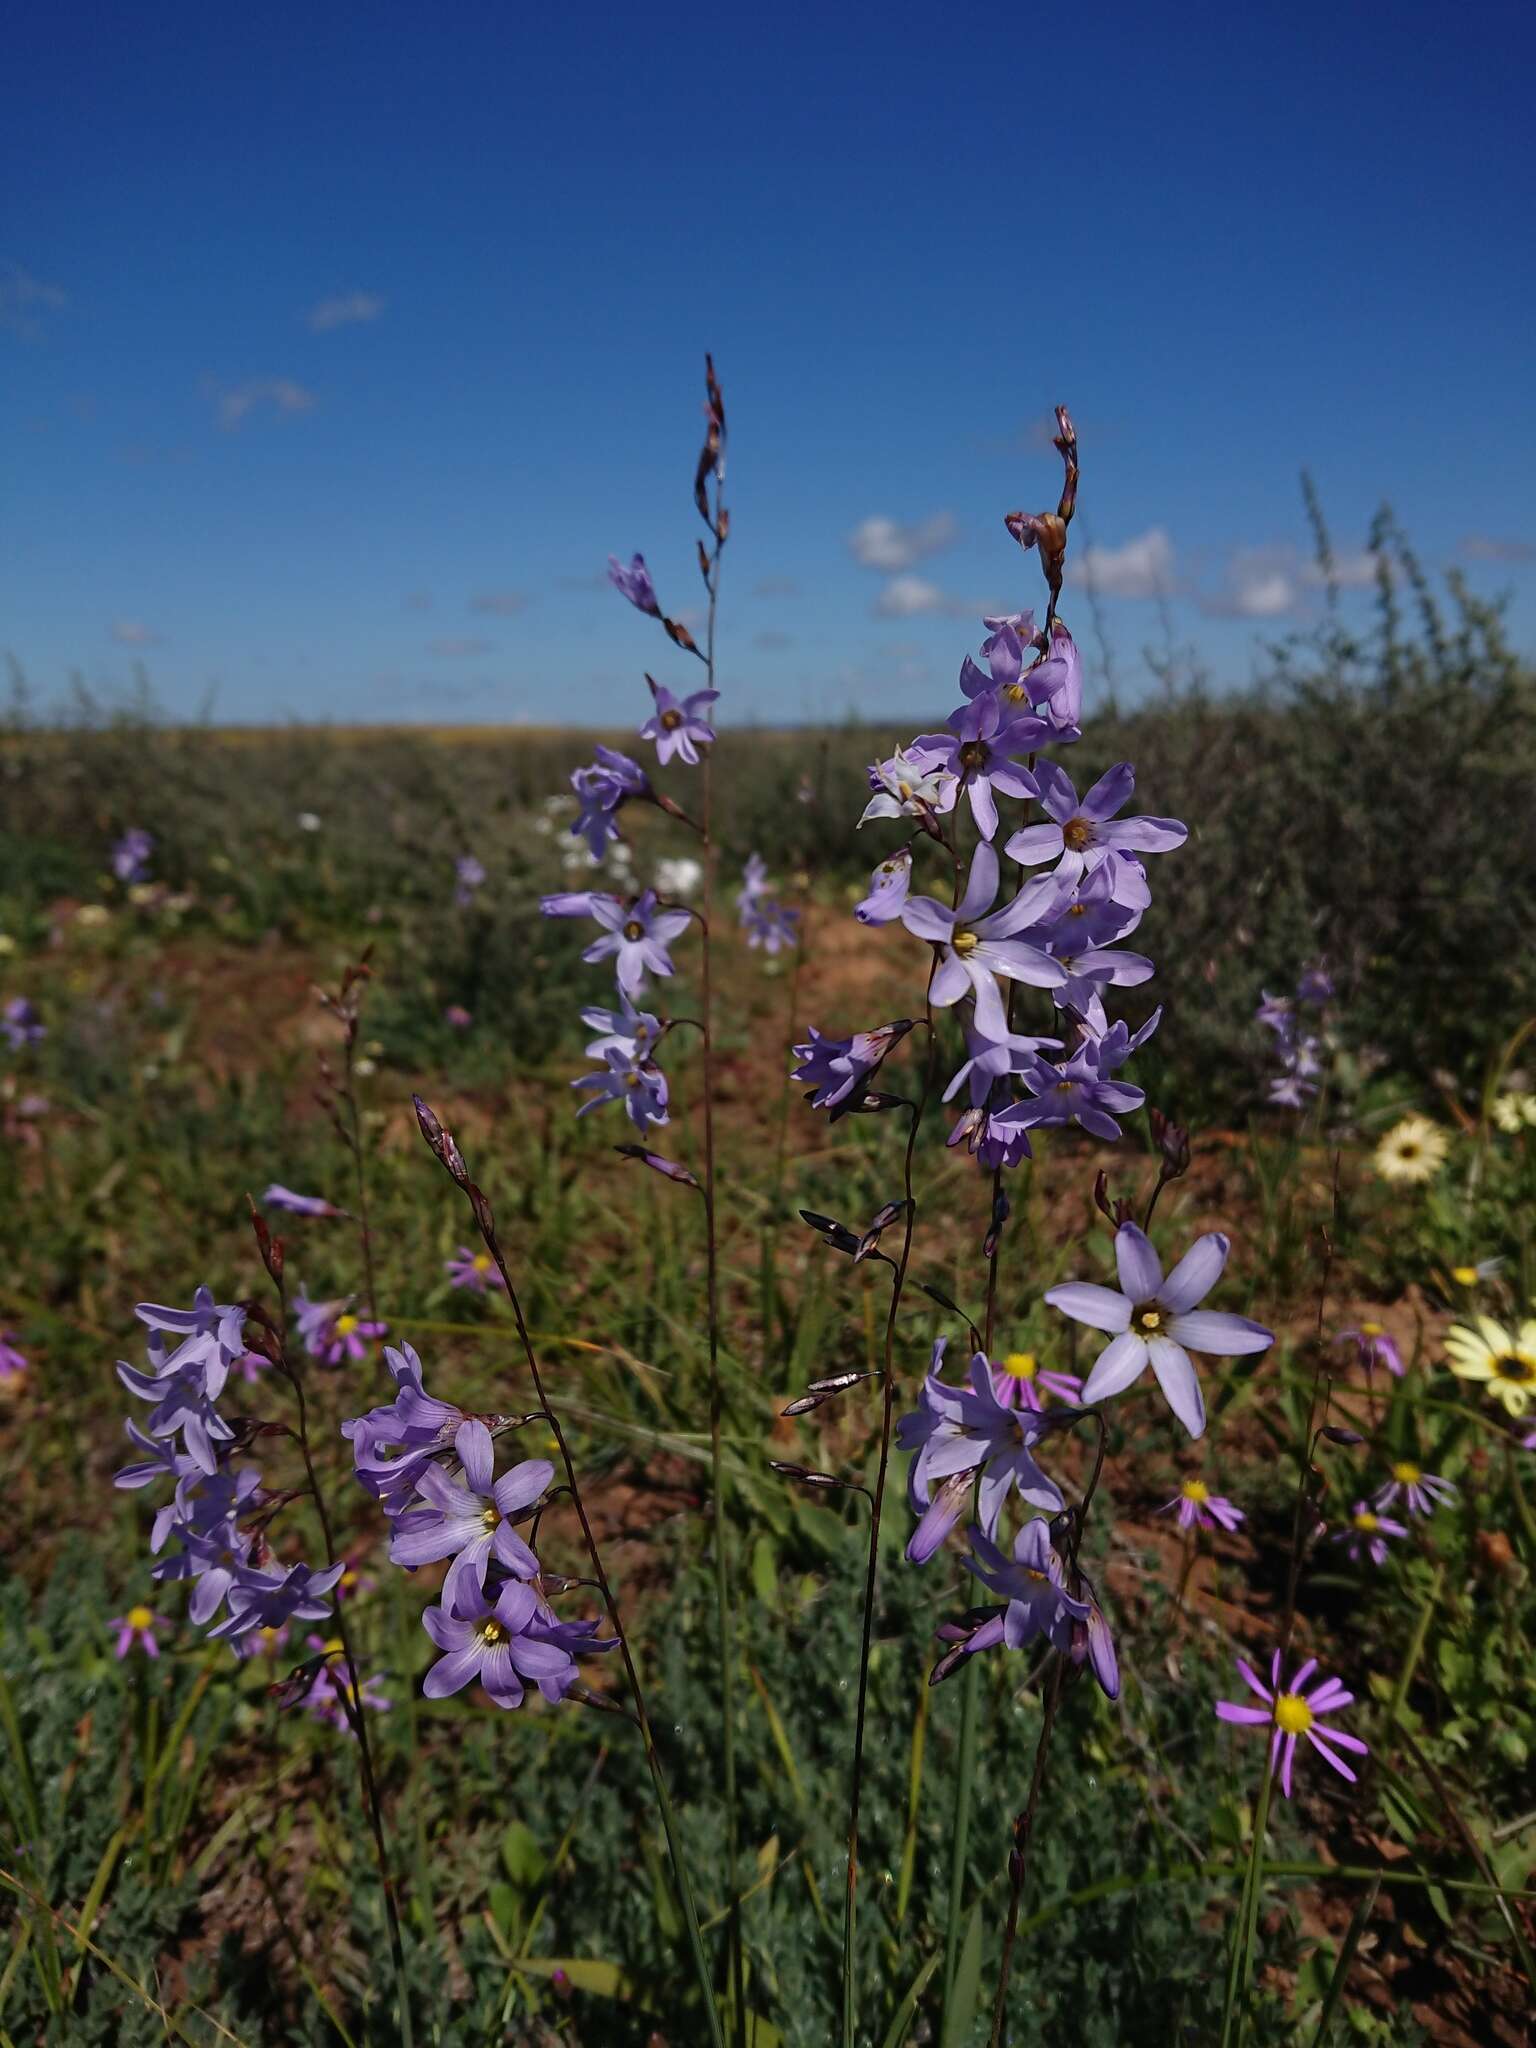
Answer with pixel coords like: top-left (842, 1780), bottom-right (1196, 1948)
top-left (660, 708), bottom-right (683, 730)
top-left (957, 741), bottom-right (990, 772)
top-left (1063, 816), bottom-right (1094, 852)
top-left (623, 920), bottom-right (645, 941)
top-left (1494, 1352), bottom-right (1536, 1384)
top-left (480, 1619), bottom-right (507, 1645)
top-left (1068, 902), bottom-right (1087, 918)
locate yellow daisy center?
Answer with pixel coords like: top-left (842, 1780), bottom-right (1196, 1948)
top-left (472, 1252), bottom-right (492, 1273)
top-left (1451, 1265), bottom-right (1478, 1286)
top-left (1359, 1320), bottom-right (1384, 1338)
top-left (952, 929), bottom-right (979, 957)
top-left (1391, 1461), bottom-right (1421, 1485)
top-left (1274, 1692), bottom-right (1313, 1735)
top-left (1353, 1510), bottom-right (1379, 1532)
top-left (1002, 1351), bottom-right (1038, 1381)
top-left (1180, 1479), bottom-right (1210, 1504)
top-left (126, 1605), bottom-right (154, 1631)
top-left (335, 1313), bottom-right (360, 1337)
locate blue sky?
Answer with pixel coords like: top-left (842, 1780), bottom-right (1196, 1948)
top-left (4, 1), bottom-right (1533, 728)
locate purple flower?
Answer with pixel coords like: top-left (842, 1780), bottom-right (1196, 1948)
top-left (1157, 1478), bottom-right (1245, 1532)
top-left (293, 1291), bottom-right (386, 1366)
top-left (1336, 1322), bottom-right (1403, 1378)
top-left (942, 1021), bottom-right (1062, 1113)
top-left (859, 748), bottom-right (956, 827)
top-left (1255, 991), bottom-right (1294, 1037)
top-left (230, 1351), bottom-right (268, 1384)
top-left (896, 1341), bottom-right (1064, 1562)
top-left (1045, 1223), bottom-right (1274, 1440)
top-left (570, 749), bottom-right (652, 860)
top-left (999, 1008), bottom-right (1161, 1143)
top-left (1297, 964), bottom-right (1334, 1005)
top-left (389, 1419), bottom-right (550, 1603)
top-left (571, 890), bottom-right (692, 999)
top-left (343, 1342), bottom-right (474, 1510)
top-left (113, 1418), bottom-right (197, 1493)
top-left (1333, 1501), bottom-right (1408, 1567)
top-left (572, 1045), bottom-right (670, 1130)
top-left (118, 1308), bottom-right (243, 1476)
top-left (1372, 1461), bottom-right (1456, 1517)
top-left (112, 828), bottom-right (155, 884)
top-left (1066, 1567), bottom-right (1120, 1698)
top-left (444, 1004), bottom-right (473, 1030)
top-left (1004, 761), bottom-right (1186, 881)
top-left (855, 850), bottom-right (913, 926)
top-left (738, 853), bottom-right (770, 905)
top-left (899, 842), bottom-right (1066, 1039)
top-left (608, 552), bottom-right (661, 617)
top-left (0, 1330), bottom-right (27, 1380)
top-left (454, 855), bottom-right (487, 907)
top-left (1216, 1652), bottom-right (1368, 1797)
top-left (963, 1518), bottom-right (1089, 1654)
top-left (210, 1560), bottom-right (347, 1642)
top-left (989, 1350), bottom-right (1082, 1412)
top-left (640, 679), bottom-right (718, 767)
top-left (300, 1636), bottom-right (392, 1731)
top-left (2, 998), bottom-right (44, 1050)
top-left (261, 1184), bottom-right (344, 1218)
top-left (792, 1019), bottom-right (911, 1118)
top-left (906, 696), bottom-right (1045, 842)
top-left (947, 1104), bottom-right (1034, 1171)
top-left (109, 1603), bottom-right (165, 1659)
top-left (1016, 619), bottom-right (1084, 735)
top-left (421, 1578), bottom-right (583, 1710)
top-left (1038, 866), bottom-right (1155, 1012)
top-left (445, 1246), bottom-right (506, 1294)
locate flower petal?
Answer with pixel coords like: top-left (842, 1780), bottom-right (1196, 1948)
top-left (1163, 1310), bottom-right (1273, 1357)
top-left (1157, 1233), bottom-right (1228, 1314)
top-left (1079, 1331), bottom-right (1149, 1404)
top-left (1045, 1282), bottom-right (1131, 1335)
top-left (1114, 1224), bottom-right (1163, 1302)
top-left (1145, 1336), bottom-right (1206, 1437)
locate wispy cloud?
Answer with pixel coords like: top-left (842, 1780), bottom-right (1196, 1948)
top-left (210, 377), bottom-right (317, 430)
top-left (1460, 533), bottom-right (1536, 566)
top-left (470, 590), bottom-right (528, 616)
top-left (427, 636), bottom-right (494, 657)
top-left (110, 619), bottom-right (163, 647)
top-left (306, 291), bottom-right (386, 333)
top-left (751, 575), bottom-right (801, 599)
top-left (1198, 547), bottom-right (1297, 619)
top-left (1, 264), bottom-right (67, 342)
top-left (1070, 527), bottom-right (1175, 600)
top-left (873, 574), bottom-right (952, 618)
top-left (848, 512), bottom-right (958, 573)
top-left (753, 628), bottom-right (794, 651)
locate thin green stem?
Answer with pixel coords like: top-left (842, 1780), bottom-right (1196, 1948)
top-left (941, 1656), bottom-right (981, 2012)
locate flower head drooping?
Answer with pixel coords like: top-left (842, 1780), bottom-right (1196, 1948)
top-left (1336, 1321), bottom-right (1404, 1379)
top-left (1045, 1223), bottom-right (1274, 1440)
top-left (1334, 1501), bottom-right (1408, 1567)
top-left (855, 850), bottom-right (913, 926)
top-left (1372, 1461), bottom-right (1456, 1517)
top-left (1372, 1114), bottom-right (1448, 1185)
top-left (342, 1342), bottom-right (474, 1511)
top-left (261, 1184), bottom-right (345, 1218)
top-left (962, 1517), bottom-right (1089, 1654)
top-left (859, 747), bottom-right (956, 828)
top-left (445, 1246), bottom-right (506, 1294)
top-left (1215, 1652), bottom-right (1368, 1797)
top-left (112, 828), bottom-right (155, 884)
top-left (572, 1045), bottom-right (670, 1131)
top-left (896, 1342), bottom-right (1064, 1562)
top-left (567, 749), bottom-right (653, 862)
top-left (1444, 1316), bottom-right (1536, 1417)
top-left (109, 1603), bottom-right (165, 1659)
top-left (607, 552), bottom-right (661, 617)
top-left (640, 678), bottom-right (719, 767)
top-left (792, 1020), bottom-right (912, 1119)
top-left (1157, 1477), bottom-right (1244, 1532)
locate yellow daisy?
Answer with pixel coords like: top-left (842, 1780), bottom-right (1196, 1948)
top-left (1444, 1315), bottom-right (1536, 1417)
top-left (1373, 1115), bottom-right (1448, 1185)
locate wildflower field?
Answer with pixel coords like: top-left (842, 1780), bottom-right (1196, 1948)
top-left (3, 390), bottom-right (1536, 2048)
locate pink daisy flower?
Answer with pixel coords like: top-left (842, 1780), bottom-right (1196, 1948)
top-left (1215, 1651), bottom-right (1368, 1797)
top-left (1156, 1477), bottom-right (1244, 1532)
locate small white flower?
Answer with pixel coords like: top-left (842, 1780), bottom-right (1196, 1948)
top-left (354, 1057), bottom-right (378, 1078)
top-left (655, 856), bottom-right (703, 897)
top-left (297, 811), bottom-right (322, 833)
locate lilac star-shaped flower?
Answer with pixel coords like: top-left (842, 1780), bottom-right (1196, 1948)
top-left (899, 842), bottom-right (1066, 1038)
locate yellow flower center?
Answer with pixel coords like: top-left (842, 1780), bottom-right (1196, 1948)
top-left (952, 929), bottom-right (979, 957)
top-left (1023, 1568), bottom-right (1048, 1584)
top-left (1274, 1692), bottom-right (1313, 1735)
top-left (1451, 1265), bottom-right (1478, 1286)
top-left (127, 1605), bottom-right (154, 1631)
top-left (1004, 683), bottom-right (1028, 704)
top-left (1062, 816), bottom-right (1093, 852)
top-left (340, 1568), bottom-right (359, 1589)
top-left (472, 1252), bottom-right (492, 1273)
top-left (1180, 1479), bottom-right (1210, 1504)
top-left (335, 1314), bottom-right (360, 1337)
top-left (1353, 1510), bottom-right (1379, 1532)
top-left (1002, 1351), bottom-right (1038, 1381)
top-left (896, 781), bottom-right (913, 801)
top-left (1359, 1320), bottom-right (1383, 1338)
top-left (481, 1506), bottom-right (501, 1530)
top-left (480, 1620), bottom-right (507, 1646)
top-left (322, 1637), bottom-right (344, 1656)
top-left (957, 740), bottom-right (989, 772)
top-left (1137, 1307), bottom-right (1163, 1333)
top-left (1391, 1461), bottom-right (1421, 1485)
top-left (1068, 902), bottom-right (1088, 918)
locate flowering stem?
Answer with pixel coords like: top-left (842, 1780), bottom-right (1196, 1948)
top-left (1219, 1739), bottom-right (1275, 2048)
top-left (434, 1133), bottom-right (725, 2045)
top-left (940, 1654), bottom-right (981, 2013)
top-left (842, 997), bottom-right (938, 2048)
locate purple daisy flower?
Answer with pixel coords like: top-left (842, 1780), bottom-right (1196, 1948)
top-left (640, 679), bottom-right (719, 767)
top-left (1045, 1222), bottom-right (1274, 1440)
top-left (421, 1578), bottom-right (583, 1710)
top-left (899, 842), bottom-right (1066, 1039)
top-left (1157, 1478), bottom-right (1245, 1532)
top-left (0, 1330), bottom-right (27, 1380)
top-left (896, 1341), bottom-right (1064, 1562)
top-left (608, 552), bottom-right (661, 617)
top-left (108, 1603), bottom-right (165, 1659)
top-left (1216, 1652), bottom-right (1368, 1798)
top-left (1333, 1501), bottom-right (1408, 1566)
top-left (1004, 760), bottom-right (1186, 882)
top-left (389, 1419), bottom-right (550, 1603)
top-left (988, 1350), bottom-right (1082, 1412)
top-left (445, 1246), bottom-right (506, 1294)
top-left (1371, 1461), bottom-right (1456, 1517)
top-left (1336, 1322), bottom-right (1403, 1378)
top-left (293, 1292), bottom-right (386, 1366)
top-left (906, 695), bottom-right (1046, 842)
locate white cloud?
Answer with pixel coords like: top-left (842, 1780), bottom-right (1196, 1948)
top-left (874, 574), bottom-right (950, 618)
top-left (306, 291), bottom-right (386, 332)
top-left (1460, 533), bottom-right (1536, 566)
top-left (213, 378), bottom-right (317, 430)
top-left (1309, 548), bottom-right (1381, 589)
top-left (848, 512), bottom-right (958, 572)
top-left (427, 635), bottom-right (494, 657)
top-left (110, 619), bottom-right (162, 647)
top-left (1, 264), bottom-right (67, 342)
top-left (470, 590), bottom-right (528, 616)
top-left (1070, 527), bottom-right (1175, 600)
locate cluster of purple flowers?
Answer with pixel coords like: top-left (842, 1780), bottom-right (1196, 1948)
top-left (112, 827), bottom-right (155, 885)
top-left (454, 854), bottom-right (486, 908)
top-left (798, 607), bottom-right (1184, 1167)
top-left (737, 853), bottom-right (799, 954)
top-left (342, 1343), bottom-right (616, 1709)
top-left (114, 1288), bottom-right (347, 1651)
top-left (2, 997), bottom-right (44, 1051)
top-left (1255, 963), bottom-right (1333, 1108)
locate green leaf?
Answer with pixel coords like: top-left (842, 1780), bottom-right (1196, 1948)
top-left (940, 1902), bottom-right (983, 2048)
top-left (501, 1820), bottom-right (546, 1889)
top-left (752, 1534), bottom-right (778, 1606)
top-left (880, 1949), bottom-right (942, 2048)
